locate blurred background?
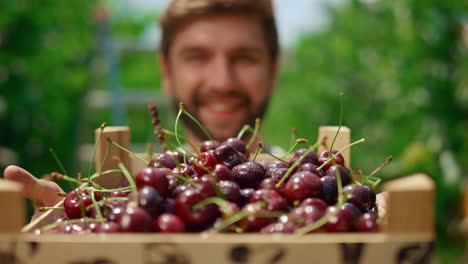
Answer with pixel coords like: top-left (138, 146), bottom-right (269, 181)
top-left (0, 0), bottom-right (467, 261)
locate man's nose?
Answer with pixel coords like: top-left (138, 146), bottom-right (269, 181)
top-left (207, 56), bottom-right (236, 93)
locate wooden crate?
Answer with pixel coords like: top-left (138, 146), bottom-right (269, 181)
top-left (0, 127), bottom-right (436, 264)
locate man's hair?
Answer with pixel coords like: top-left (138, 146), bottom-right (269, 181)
top-left (159, 0), bottom-right (279, 60)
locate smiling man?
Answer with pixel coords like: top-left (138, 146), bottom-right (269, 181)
top-left (159, 0), bottom-right (279, 145)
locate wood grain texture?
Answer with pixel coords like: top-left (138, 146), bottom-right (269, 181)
top-left (0, 180), bottom-right (25, 233)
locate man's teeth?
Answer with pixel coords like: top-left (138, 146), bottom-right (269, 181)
top-left (209, 104), bottom-right (236, 111)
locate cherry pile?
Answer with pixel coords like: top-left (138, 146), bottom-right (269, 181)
top-left (36, 137), bottom-right (381, 235)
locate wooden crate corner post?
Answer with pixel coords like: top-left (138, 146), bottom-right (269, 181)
top-left (382, 173), bottom-right (435, 236)
top-left (95, 126), bottom-right (132, 189)
top-left (0, 180), bottom-right (25, 233)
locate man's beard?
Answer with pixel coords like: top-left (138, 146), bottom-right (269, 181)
top-left (170, 91), bottom-right (270, 142)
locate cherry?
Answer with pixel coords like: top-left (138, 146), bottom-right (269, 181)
top-left (260, 220), bottom-right (298, 234)
top-left (214, 145), bottom-right (243, 169)
top-left (200, 140), bottom-right (219, 153)
top-left (109, 191), bottom-right (127, 198)
top-left (161, 198), bottom-right (175, 214)
top-left (289, 148), bottom-right (319, 166)
top-left (135, 167), bottom-right (170, 197)
top-left (193, 176), bottom-right (217, 197)
top-left (238, 202), bottom-right (275, 232)
top-left (318, 150), bottom-right (344, 171)
top-left (64, 189), bottom-right (103, 219)
top-left (138, 186), bottom-right (163, 218)
top-left (284, 171), bottom-right (322, 203)
top-left (222, 137), bottom-right (247, 155)
top-left (288, 205), bottom-right (325, 231)
top-left (174, 189), bottom-right (219, 228)
top-left (326, 164), bottom-right (351, 186)
top-left (155, 152), bottom-right (177, 170)
top-left (95, 222), bottom-right (120, 233)
top-left (171, 184), bottom-right (195, 198)
top-left (219, 201), bottom-right (240, 220)
top-left (217, 180), bottom-right (242, 204)
top-left (297, 163), bottom-right (324, 177)
top-left (211, 164), bottom-right (235, 182)
top-left (299, 198), bottom-right (328, 212)
top-left (172, 163), bottom-right (195, 178)
top-left (343, 184), bottom-right (376, 211)
top-left (118, 206), bottom-right (153, 232)
top-left (250, 189), bottom-right (288, 212)
top-left (154, 213), bottom-right (186, 233)
top-left (192, 151), bottom-right (218, 176)
top-left (239, 188), bottom-right (255, 206)
top-left (268, 167), bottom-right (289, 180)
top-left (232, 161), bottom-right (265, 189)
top-left (259, 178), bottom-right (284, 195)
top-left (325, 206), bottom-right (356, 232)
top-left (355, 212), bottom-right (379, 232)
top-left (319, 176), bottom-right (338, 205)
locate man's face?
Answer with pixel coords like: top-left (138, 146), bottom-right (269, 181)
top-left (161, 13), bottom-right (277, 142)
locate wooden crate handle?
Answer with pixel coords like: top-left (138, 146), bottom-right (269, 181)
top-left (0, 180), bottom-right (25, 233)
top-left (95, 126), bottom-right (132, 189)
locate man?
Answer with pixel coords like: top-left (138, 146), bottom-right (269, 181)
top-left (4, 0), bottom-right (281, 217)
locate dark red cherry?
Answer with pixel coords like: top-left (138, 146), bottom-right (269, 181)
top-left (135, 167), bottom-right (170, 197)
top-left (259, 177), bottom-right (284, 195)
top-left (232, 161), bottom-right (265, 189)
top-left (154, 213), bottom-right (186, 233)
top-left (211, 164), bottom-right (235, 182)
top-left (290, 148), bottom-right (319, 166)
top-left (138, 186), bottom-right (163, 218)
top-left (297, 163), bottom-right (324, 177)
top-left (355, 212), bottom-right (379, 232)
top-left (288, 205), bottom-right (325, 231)
top-left (222, 137), bottom-right (247, 155)
top-left (200, 140), bottom-right (219, 153)
top-left (118, 207), bottom-right (153, 232)
top-left (95, 222), bottom-right (120, 233)
top-left (260, 220), bottom-right (298, 234)
top-left (192, 151), bottom-right (218, 176)
top-left (217, 180), bottom-right (242, 204)
top-left (299, 198), bottom-right (328, 212)
top-left (174, 189), bottom-right (219, 228)
top-left (64, 189), bottom-right (103, 219)
top-left (250, 189), bottom-right (288, 212)
top-left (318, 150), bottom-right (344, 171)
top-left (319, 176), bottom-right (338, 205)
top-left (284, 171), bottom-right (322, 203)
top-left (326, 164), bottom-right (352, 186)
top-left (238, 202), bottom-right (276, 232)
top-left (325, 206), bottom-right (355, 232)
top-left (214, 145), bottom-right (243, 169)
top-left (109, 191), bottom-right (127, 198)
top-left (343, 184), bottom-right (376, 211)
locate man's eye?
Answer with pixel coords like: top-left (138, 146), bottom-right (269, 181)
top-left (187, 54), bottom-right (206, 62)
top-left (235, 55), bottom-right (256, 64)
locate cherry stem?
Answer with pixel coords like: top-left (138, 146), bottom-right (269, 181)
top-left (116, 159), bottom-right (138, 203)
top-left (237, 125), bottom-right (253, 139)
top-left (246, 118), bottom-right (261, 151)
top-left (48, 172), bottom-right (80, 184)
top-left (329, 92), bottom-right (344, 153)
top-left (161, 129), bottom-right (199, 155)
top-left (280, 138), bottom-right (309, 160)
top-left (317, 138), bottom-right (366, 171)
top-left (40, 218), bottom-right (106, 232)
top-left (182, 107), bottom-right (215, 143)
top-left (295, 214), bottom-right (329, 235)
top-left (147, 104), bottom-right (167, 150)
top-left (252, 143), bottom-right (263, 161)
top-left (276, 144), bottom-right (317, 188)
top-left (49, 147), bottom-right (74, 190)
top-left (209, 211), bottom-right (247, 234)
top-left (88, 189), bottom-right (103, 219)
top-left (258, 143), bottom-right (288, 163)
top-left (365, 156), bottom-right (393, 180)
top-left (288, 127), bottom-right (297, 152)
top-left (88, 122), bottom-right (107, 178)
top-left (108, 138), bottom-right (149, 165)
top-left (174, 104), bottom-right (196, 158)
top-left (192, 197), bottom-right (229, 211)
top-left (49, 148), bottom-right (68, 176)
top-left (85, 197), bottom-right (128, 211)
top-left (39, 206), bottom-right (64, 212)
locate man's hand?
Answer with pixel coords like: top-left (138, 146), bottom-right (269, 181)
top-left (4, 165), bottom-right (64, 221)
